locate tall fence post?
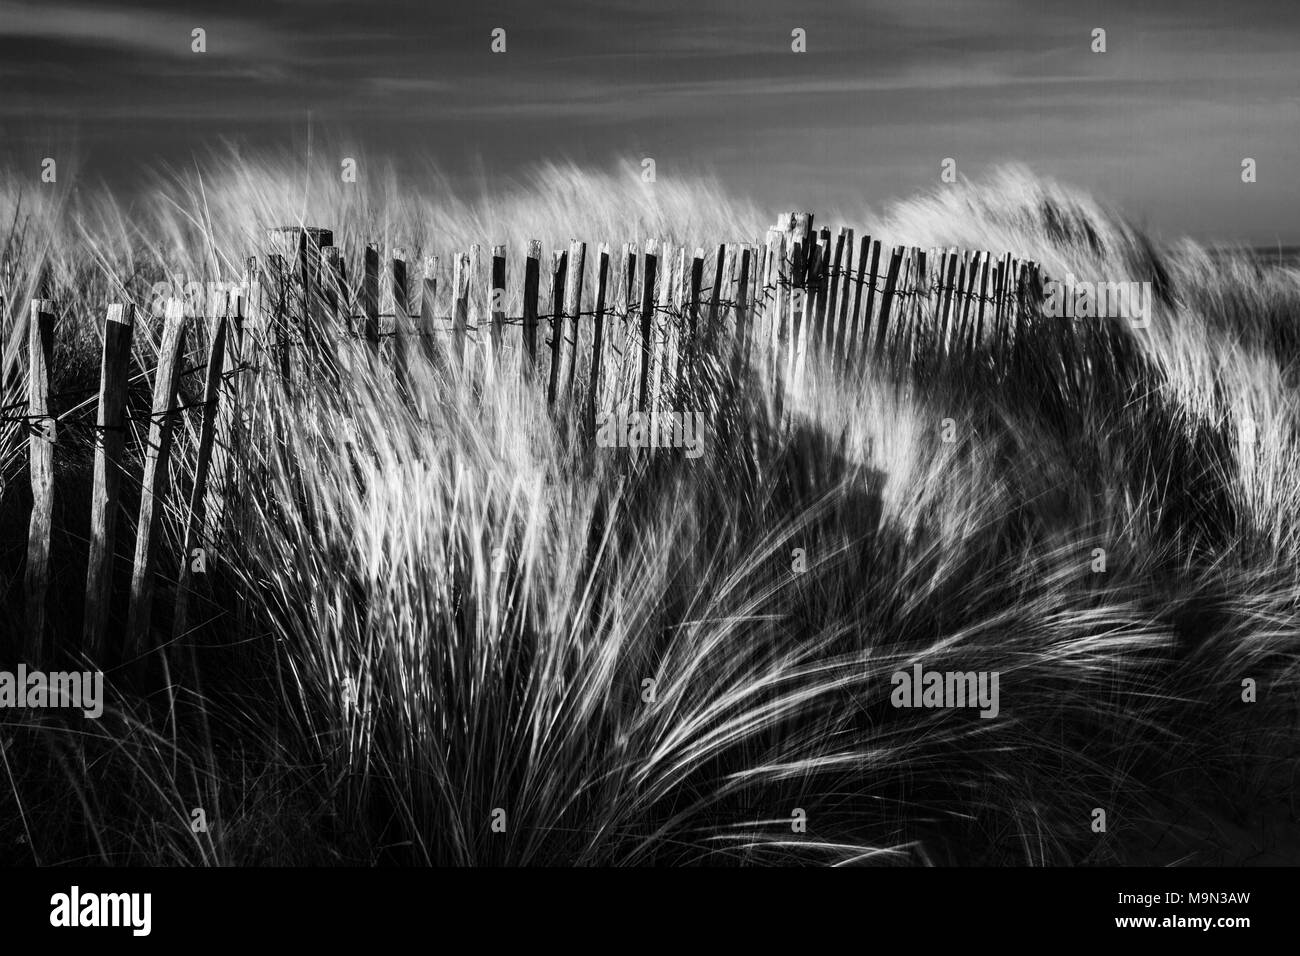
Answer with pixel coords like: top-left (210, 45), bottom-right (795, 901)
top-left (845, 235), bottom-right (870, 371)
top-left (974, 251), bottom-right (990, 355)
top-left (24, 298), bottom-right (57, 661)
top-left (683, 248), bottom-right (704, 388)
top-left (390, 247), bottom-right (410, 392)
top-left (587, 243), bottom-right (610, 429)
top-left (419, 254), bottom-right (438, 364)
top-left (172, 311), bottom-right (229, 647)
top-left (490, 245), bottom-right (507, 370)
top-left (636, 240), bottom-right (659, 413)
top-left (83, 302), bottom-right (135, 661)
top-left (874, 246), bottom-right (904, 364)
top-left (546, 249), bottom-right (568, 405)
top-left (563, 240), bottom-right (587, 403)
top-left (822, 227), bottom-right (845, 356)
top-left (452, 251), bottom-right (470, 371)
top-left (522, 241), bottom-right (542, 375)
top-left (468, 244), bottom-right (483, 377)
top-left (126, 298), bottom-right (188, 660)
top-left (766, 230), bottom-right (788, 423)
top-left (831, 228), bottom-right (853, 362)
top-left (363, 242), bottom-right (381, 354)
top-left (650, 241), bottom-right (675, 422)
top-left (732, 246), bottom-right (751, 378)
top-left (204, 290), bottom-right (245, 548)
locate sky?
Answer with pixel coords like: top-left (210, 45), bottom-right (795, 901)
top-left (1, 0), bottom-right (1297, 243)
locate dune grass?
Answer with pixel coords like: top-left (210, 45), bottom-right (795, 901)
top-left (1, 157), bottom-right (1299, 866)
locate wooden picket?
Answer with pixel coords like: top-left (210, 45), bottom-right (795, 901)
top-left (126, 298), bottom-right (187, 659)
top-left (172, 306), bottom-right (230, 644)
top-left (24, 298), bottom-right (56, 659)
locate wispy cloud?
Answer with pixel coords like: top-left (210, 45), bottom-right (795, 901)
top-left (0, 0), bottom-right (280, 59)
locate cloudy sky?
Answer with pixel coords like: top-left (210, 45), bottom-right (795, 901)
top-left (1, 0), bottom-right (1297, 243)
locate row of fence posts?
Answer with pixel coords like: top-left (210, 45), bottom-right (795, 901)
top-left (11, 215), bottom-right (1043, 668)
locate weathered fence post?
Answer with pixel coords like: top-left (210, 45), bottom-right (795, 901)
top-left (24, 298), bottom-right (57, 660)
top-left (452, 251), bottom-right (470, 371)
top-left (974, 251), bottom-right (990, 354)
top-left (874, 246), bottom-right (904, 364)
top-left (682, 248), bottom-right (704, 388)
top-left (732, 246), bottom-right (752, 376)
top-left (126, 298), bottom-right (188, 660)
top-left (172, 311), bottom-right (229, 646)
top-left (266, 253), bottom-right (292, 381)
top-left (854, 240), bottom-right (880, 371)
top-left (795, 239), bottom-right (820, 390)
top-left (546, 249), bottom-right (567, 405)
top-left (468, 244), bottom-right (483, 376)
top-left (764, 232), bottom-right (787, 420)
top-left (490, 245), bottom-right (507, 367)
top-left (321, 246), bottom-right (343, 323)
top-left (831, 228), bottom-right (853, 362)
top-left (939, 250), bottom-right (959, 360)
top-left (587, 243), bottom-right (610, 429)
top-left (83, 303), bottom-right (135, 660)
top-left (390, 247), bottom-right (410, 391)
top-left (650, 241), bottom-right (675, 421)
top-left (204, 290), bottom-right (246, 547)
top-left (823, 228), bottom-right (846, 356)
top-left (522, 241), bottom-right (542, 374)
top-left (636, 240), bottom-right (659, 412)
top-left (363, 242), bottom-right (381, 354)
top-left (419, 254), bottom-right (438, 364)
top-left (563, 240), bottom-right (587, 403)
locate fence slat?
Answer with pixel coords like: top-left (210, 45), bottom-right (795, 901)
top-left (563, 240), bottom-right (587, 403)
top-left (874, 246), bottom-right (904, 363)
top-left (83, 303), bottom-right (135, 660)
top-left (468, 244), bottom-right (483, 375)
top-left (974, 252), bottom-right (990, 353)
top-left (650, 241), bottom-right (675, 417)
top-left (363, 242), bottom-right (380, 353)
top-left (824, 227), bottom-right (846, 356)
top-left (795, 240), bottom-right (820, 389)
top-left (845, 235), bottom-right (868, 370)
top-left (268, 253), bottom-right (292, 381)
top-left (956, 251), bottom-right (978, 357)
top-left (522, 241), bottom-right (542, 373)
top-left (765, 232), bottom-right (787, 428)
top-left (733, 246), bottom-right (751, 376)
top-left (829, 228), bottom-right (852, 362)
top-left (587, 243), bottom-right (610, 428)
top-left (24, 298), bottom-right (57, 660)
top-left (391, 247), bottom-right (410, 391)
top-left (636, 240), bottom-right (658, 412)
top-left (491, 245), bottom-right (507, 360)
top-left (126, 298), bottom-right (188, 660)
top-left (547, 249), bottom-right (567, 404)
top-left (172, 312), bottom-right (229, 646)
top-left (203, 291), bottom-right (243, 553)
top-left (452, 251), bottom-right (470, 370)
top-left (419, 254), bottom-right (438, 364)
top-left (608, 242), bottom-right (635, 408)
top-left (684, 248), bottom-right (705, 386)
top-left (939, 250), bottom-right (959, 358)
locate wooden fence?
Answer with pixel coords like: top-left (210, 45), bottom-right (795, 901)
top-left (5, 212), bottom-right (1047, 670)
